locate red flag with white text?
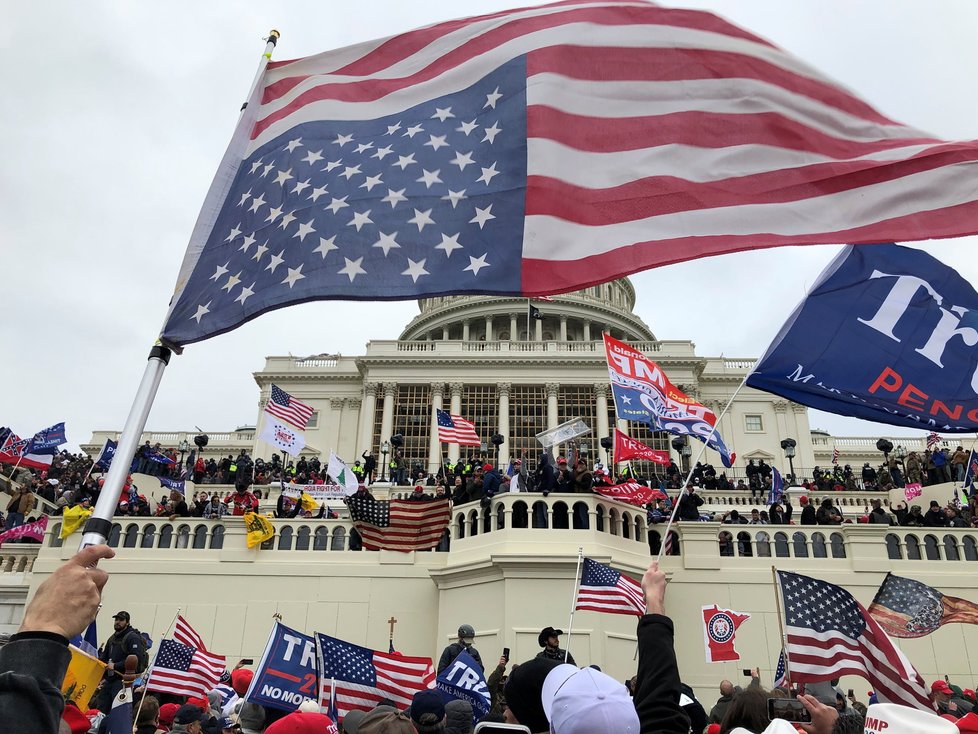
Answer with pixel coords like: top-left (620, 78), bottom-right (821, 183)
top-left (614, 428), bottom-right (670, 465)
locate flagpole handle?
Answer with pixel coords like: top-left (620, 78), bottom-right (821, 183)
top-left (81, 345), bottom-right (172, 549)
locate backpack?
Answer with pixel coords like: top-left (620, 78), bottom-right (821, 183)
top-left (123, 628), bottom-right (150, 672)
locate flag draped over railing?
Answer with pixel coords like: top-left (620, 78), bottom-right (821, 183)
top-left (159, 0), bottom-right (978, 348)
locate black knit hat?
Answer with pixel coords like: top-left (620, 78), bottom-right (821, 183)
top-left (504, 658), bottom-right (561, 732)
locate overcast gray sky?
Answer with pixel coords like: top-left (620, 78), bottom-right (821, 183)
top-left (4, 1), bottom-right (977, 451)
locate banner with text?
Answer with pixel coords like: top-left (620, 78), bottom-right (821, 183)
top-left (245, 621), bottom-right (319, 712)
top-left (613, 428), bottom-right (670, 465)
top-left (748, 244), bottom-right (978, 432)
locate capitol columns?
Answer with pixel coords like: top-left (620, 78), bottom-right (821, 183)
top-left (327, 397), bottom-right (345, 459)
top-left (462, 319), bottom-right (471, 341)
top-left (448, 382), bottom-right (464, 463)
top-left (593, 383), bottom-right (610, 465)
top-left (509, 313), bottom-right (518, 341)
top-left (380, 382), bottom-right (398, 451)
top-left (358, 383), bottom-right (379, 454)
top-left (428, 382), bottom-right (445, 475)
top-left (497, 382), bottom-right (511, 467)
top-left (559, 314), bottom-right (568, 341)
top-left (546, 383), bottom-right (560, 457)
top-left (485, 315), bottom-right (494, 341)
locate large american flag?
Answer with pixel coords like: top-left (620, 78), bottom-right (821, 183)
top-left (147, 616), bottom-right (226, 698)
top-left (265, 384), bottom-right (315, 430)
top-left (346, 495), bottom-right (451, 551)
top-left (160, 0), bottom-right (978, 347)
top-left (775, 571), bottom-right (932, 711)
top-left (575, 558), bottom-right (646, 616)
top-left (436, 409), bottom-right (481, 446)
top-left (316, 632), bottom-right (435, 717)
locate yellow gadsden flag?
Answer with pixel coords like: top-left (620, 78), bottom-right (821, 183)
top-left (62, 645), bottom-right (106, 710)
top-left (244, 511), bottom-right (275, 548)
top-left (60, 505), bottom-right (93, 539)
top-left (300, 492), bottom-right (320, 513)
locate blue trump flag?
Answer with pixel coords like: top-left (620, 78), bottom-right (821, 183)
top-left (748, 244), bottom-right (978, 433)
top-left (245, 621), bottom-right (319, 712)
top-left (94, 438), bottom-right (118, 471)
top-left (436, 650), bottom-right (490, 724)
top-left (159, 477), bottom-right (186, 494)
top-left (963, 449), bottom-right (978, 493)
top-left (28, 422), bottom-right (66, 454)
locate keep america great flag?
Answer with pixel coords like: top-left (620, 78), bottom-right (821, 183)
top-left (161, 0), bottom-right (978, 347)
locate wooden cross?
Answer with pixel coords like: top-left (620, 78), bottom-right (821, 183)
top-left (388, 616), bottom-right (398, 639)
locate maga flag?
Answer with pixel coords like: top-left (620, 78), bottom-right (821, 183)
top-left (159, 2), bottom-right (978, 348)
top-left (605, 334), bottom-right (735, 467)
top-left (613, 428), bottom-right (670, 465)
top-left (593, 481), bottom-right (667, 508)
top-left (868, 573), bottom-right (978, 639)
top-left (748, 244), bottom-right (978, 433)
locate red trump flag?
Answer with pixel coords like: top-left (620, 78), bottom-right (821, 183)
top-left (614, 428), bottom-right (670, 465)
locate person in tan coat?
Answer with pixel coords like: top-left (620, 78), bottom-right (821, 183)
top-left (5, 485), bottom-right (35, 530)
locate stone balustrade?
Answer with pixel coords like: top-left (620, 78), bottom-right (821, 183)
top-left (0, 545), bottom-right (39, 575)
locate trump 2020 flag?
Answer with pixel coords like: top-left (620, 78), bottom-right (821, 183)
top-left (605, 334), bottom-right (735, 467)
top-left (94, 438), bottom-right (118, 471)
top-left (159, 2), bottom-right (978, 348)
top-left (767, 467), bottom-right (785, 505)
top-left (260, 417), bottom-right (306, 457)
top-left (702, 605), bottom-right (750, 663)
top-left (28, 422), bottom-right (67, 454)
top-left (436, 650), bottom-right (491, 725)
top-left (748, 244), bottom-right (978, 433)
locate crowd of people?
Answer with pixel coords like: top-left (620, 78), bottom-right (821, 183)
top-left (5, 545), bottom-right (978, 733)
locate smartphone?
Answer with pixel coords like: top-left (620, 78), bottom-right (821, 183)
top-left (474, 724), bottom-right (531, 733)
top-left (742, 669), bottom-right (752, 676)
top-left (240, 658), bottom-right (254, 666)
top-left (767, 698), bottom-right (811, 724)
top-left (503, 647), bottom-right (510, 663)
top-left (848, 689), bottom-right (854, 698)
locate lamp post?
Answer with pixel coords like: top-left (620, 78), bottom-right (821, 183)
top-left (380, 440), bottom-right (390, 482)
top-left (600, 436), bottom-right (614, 472)
top-left (672, 436), bottom-right (691, 474)
top-left (490, 433), bottom-right (505, 470)
top-left (178, 438), bottom-right (189, 469)
top-left (780, 438), bottom-right (797, 483)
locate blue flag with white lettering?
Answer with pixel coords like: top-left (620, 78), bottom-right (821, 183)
top-left (94, 438), bottom-right (118, 471)
top-left (159, 477), bottom-right (186, 494)
top-left (767, 467), bottom-right (784, 505)
top-left (436, 650), bottom-right (490, 724)
top-left (245, 621), bottom-right (318, 713)
top-left (964, 449), bottom-right (978, 493)
top-left (28, 422), bottom-right (66, 454)
top-left (748, 244), bottom-right (978, 433)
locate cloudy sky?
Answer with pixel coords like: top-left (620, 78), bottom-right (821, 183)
top-left (4, 0), bottom-right (977, 452)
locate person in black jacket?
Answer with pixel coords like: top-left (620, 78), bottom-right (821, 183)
top-left (677, 485), bottom-right (704, 521)
top-left (633, 561), bottom-right (691, 734)
top-left (799, 496), bottom-right (817, 525)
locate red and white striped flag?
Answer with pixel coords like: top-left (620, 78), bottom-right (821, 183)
top-left (775, 571), bottom-right (933, 711)
top-left (831, 447), bottom-right (839, 465)
top-left (265, 384), bottom-right (315, 430)
top-left (575, 558), bottom-right (646, 616)
top-left (926, 432), bottom-right (941, 449)
top-left (147, 616), bottom-right (226, 698)
top-left (436, 409), bottom-right (481, 446)
top-left (160, 0), bottom-right (978, 349)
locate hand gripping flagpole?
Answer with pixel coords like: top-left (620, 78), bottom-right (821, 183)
top-left (80, 32), bottom-right (280, 547)
top-left (563, 547), bottom-right (584, 663)
top-left (654, 373), bottom-right (750, 564)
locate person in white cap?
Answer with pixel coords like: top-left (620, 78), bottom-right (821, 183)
top-left (863, 702), bottom-right (958, 734)
top-left (542, 664), bottom-right (639, 733)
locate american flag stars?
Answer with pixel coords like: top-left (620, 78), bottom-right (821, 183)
top-left (177, 67), bottom-right (521, 333)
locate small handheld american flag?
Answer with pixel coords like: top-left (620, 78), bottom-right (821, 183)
top-left (265, 384), bottom-right (315, 430)
top-left (575, 558), bottom-right (646, 617)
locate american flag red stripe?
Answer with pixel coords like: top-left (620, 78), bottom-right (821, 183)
top-left (148, 616), bottom-right (226, 699)
top-left (776, 571), bottom-right (932, 712)
top-left (352, 498), bottom-right (451, 552)
top-left (436, 411), bottom-right (481, 446)
top-left (265, 384), bottom-right (315, 430)
top-left (239, 0), bottom-right (978, 296)
top-left (575, 558), bottom-right (646, 616)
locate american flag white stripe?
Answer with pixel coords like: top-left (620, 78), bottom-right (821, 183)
top-left (148, 616), bottom-right (226, 699)
top-left (436, 410), bottom-right (481, 446)
top-left (265, 384), bottom-right (315, 430)
top-left (354, 499), bottom-right (451, 552)
top-left (575, 558), bottom-right (646, 616)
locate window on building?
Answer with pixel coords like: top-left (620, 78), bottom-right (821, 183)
top-left (306, 412), bottom-right (318, 429)
top-left (511, 385), bottom-right (546, 459)
top-left (745, 414), bottom-right (764, 432)
top-left (392, 385), bottom-right (432, 470)
top-left (558, 386), bottom-right (598, 459)
top-left (460, 385), bottom-right (498, 456)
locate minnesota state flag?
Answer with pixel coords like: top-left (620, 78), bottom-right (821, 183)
top-left (244, 512), bottom-right (275, 549)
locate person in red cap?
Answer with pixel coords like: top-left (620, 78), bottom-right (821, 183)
top-left (799, 496), bottom-right (816, 525)
top-left (232, 667), bottom-right (255, 697)
top-left (264, 711), bottom-right (339, 734)
top-left (933, 679), bottom-right (955, 714)
top-left (159, 702), bottom-right (180, 729)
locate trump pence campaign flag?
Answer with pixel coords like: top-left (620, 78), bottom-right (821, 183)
top-left (748, 244), bottom-right (978, 433)
top-left (160, 1), bottom-right (978, 348)
top-left (605, 334), bottom-right (735, 467)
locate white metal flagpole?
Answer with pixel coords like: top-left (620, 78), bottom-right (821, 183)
top-left (80, 31), bottom-right (281, 548)
top-left (563, 546), bottom-right (584, 662)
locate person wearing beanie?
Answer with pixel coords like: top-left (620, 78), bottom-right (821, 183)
top-left (232, 668), bottom-right (255, 697)
top-left (340, 709), bottom-right (365, 734)
top-left (410, 689), bottom-right (447, 733)
top-left (357, 708), bottom-right (414, 734)
top-left (503, 657), bottom-right (561, 732)
top-left (444, 699), bottom-right (473, 732)
top-left (160, 702), bottom-right (181, 728)
top-left (237, 701), bottom-right (267, 734)
top-left (264, 711), bottom-right (339, 734)
top-left (437, 624), bottom-right (483, 674)
top-left (799, 496), bottom-right (817, 525)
